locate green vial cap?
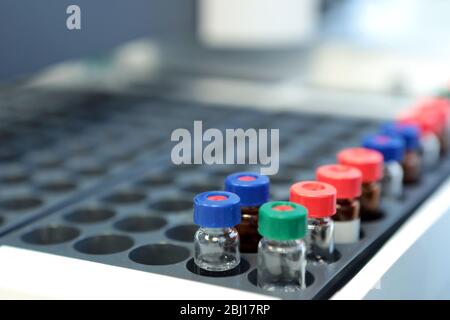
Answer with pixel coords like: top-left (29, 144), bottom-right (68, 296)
top-left (258, 201), bottom-right (308, 241)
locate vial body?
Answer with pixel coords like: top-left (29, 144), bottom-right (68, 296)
top-left (402, 150), bottom-right (422, 184)
top-left (361, 181), bottom-right (381, 215)
top-left (334, 198), bottom-right (360, 243)
top-left (236, 206), bottom-right (261, 253)
top-left (307, 217), bottom-right (334, 262)
top-left (194, 227), bottom-right (240, 272)
top-left (382, 161), bottom-right (404, 199)
top-left (257, 238), bottom-right (306, 292)
top-left (421, 133), bottom-right (440, 169)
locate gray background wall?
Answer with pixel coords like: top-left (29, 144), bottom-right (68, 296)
top-left (0, 0), bottom-right (194, 82)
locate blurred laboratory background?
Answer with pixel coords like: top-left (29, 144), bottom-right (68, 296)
top-left (1, 0), bottom-right (449, 111)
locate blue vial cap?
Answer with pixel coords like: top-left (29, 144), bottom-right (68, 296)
top-left (194, 191), bottom-right (241, 228)
top-left (224, 172), bottom-right (270, 207)
top-left (380, 122), bottom-right (420, 151)
top-left (362, 134), bottom-right (405, 162)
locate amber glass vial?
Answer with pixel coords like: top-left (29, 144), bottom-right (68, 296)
top-left (316, 164), bottom-right (362, 243)
top-left (337, 148), bottom-right (384, 218)
top-left (225, 172), bottom-right (270, 253)
top-left (382, 122), bottom-right (422, 184)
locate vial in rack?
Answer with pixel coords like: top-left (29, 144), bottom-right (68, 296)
top-left (381, 122), bottom-right (422, 184)
top-left (290, 181), bottom-right (336, 263)
top-left (338, 147), bottom-right (384, 217)
top-left (193, 191), bottom-right (241, 272)
top-left (363, 134), bottom-right (405, 199)
top-left (316, 164), bottom-right (362, 244)
top-left (257, 201), bottom-right (308, 292)
top-left (225, 172), bottom-right (270, 253)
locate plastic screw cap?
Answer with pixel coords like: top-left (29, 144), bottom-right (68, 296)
top-left (316, 164), bottom-right (362, 199)
top-left (258, 201), bottom-right (308, 241)
top-left (289, 181), bottom-right (336, 219)
top-left (224, 172), bottom-right (269, 207)
top-left (381, 122), bottom-right (421, 151)
top-left (194, 191), bottom-right (241, 228)
top-left (337, 147), bottom-right (384, 183)
top-left (362, 134), bottom-right (405, 162)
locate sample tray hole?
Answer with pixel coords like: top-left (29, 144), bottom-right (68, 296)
top-left (165, 224), bottom-right (198, 242)
top-left (129, 244), bottom-right (190, 265)
top-left (37, 180), bottom-right (77, 193)
top-left (75, 165), bottom-right (108, 177)
top-left (247, 269), bottom-right (315, 289)
top-left (65, 208), bottom-right (115, 224)
top-left (0, 196), bottom-right (43, 211)
top-left (186, 258), bottom-right (250, 277)
top-left (22, 225), bottom-right (80, 245)
top-left (74, 234), bottom-right (134, 255)
top-left (0, 172), bottom-right (30, 184)
top-left (103, 191), bottom-right (146, 205)
top-left (137, 174), bottom-right (174, 188)
top-left (149, 197), bottom-right (192, 214)
top-left (33, 156), bottom-right (64, 169)
top-left (180, 182), bottom-right (223, 195)
top-left (361, 209), bottom-right (385, 222)
top-left (114, 215), bottom-right (167, 232)
top-left (307, 249), bottom-right (342, 264)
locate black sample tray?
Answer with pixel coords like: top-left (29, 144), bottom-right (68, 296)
top-left (1, 89), bottom-right (449, 299)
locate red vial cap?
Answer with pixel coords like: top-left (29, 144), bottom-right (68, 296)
top-left (289, 181), bottom-right (336, 218)
top-left (398, 98), bottom-right (449, 136)
top-left (316, 164), bottom-right (362, 199)
top-left (337, 147), bottom-right (384, 183)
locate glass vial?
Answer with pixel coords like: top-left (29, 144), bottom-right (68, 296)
top-left (257, 201), bottom-right (308, 292)
top-left (338, 147), bottom-right (384, 218)
top-left (363, 134), bottom-right (405, 199)
top-left (290, 181), bottom-right (337, 263)
top-left (193, 191), bottom-right (241, 272)
top-left (381, 122), bottom-right (422, 183)
top-left (316, 164), bottom-right (362, 244)
top-left (225, 172), bottom-right (270, 253)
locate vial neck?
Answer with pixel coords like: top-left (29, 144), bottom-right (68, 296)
top-left (201, 227), bottom-right (232, 234)
top-left (264, 238), bottom-right (302, 247)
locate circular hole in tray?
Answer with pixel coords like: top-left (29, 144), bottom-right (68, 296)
top-left (32, 155), bottom-right (64, 169)
top-left (0, 196), bottom-right (43, 211)
top-left (165, 224), bottom-right (198, 242)
top-left (37, 180), bottom-right (77, 193)
top-left (209, 165), bottom-right (250, 177)
top-left (114, 215), bottom-right (167, 232)
top-left (103, 190), bottom-right (146, 205)
top-left (180, 182), bottom-right (222, 195)
top-left (75, 164), bottom-right (108, 177)
top-left (22, 225), bottom-right (80, 245)
top-left (247, 268), bottom-right (315, 289)
top-left (129, 244), bottom-right (190, 265)
top-left (0, 172), bottom-right (30, 184)
top-left (186, 258), bottom-right (250, 277)
top-left (361, 209), bottom-right (385, 222)
top-left (65, 207), bottom-right (116, 224)
top-left (137, 174), bottom-right (174, 188)
top-left (74, 234), bottom-right (134, 255)
top-left (0, 148), bottom-right (21, 162)
top-left (148, 197), bottom-right (192, 214)
top-left (307, 249), bottom-right (342, 264)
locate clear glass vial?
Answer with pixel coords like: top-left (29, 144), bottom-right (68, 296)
top-left (225, 172), bottom-right (270, 253)
top-left (363, 134), bottom-right (405, 199)
top-left (193, 191), bottom-right (241, 272)
top-left (316, 164), bottom-right (362, 244)
top-left (257, 201), bottom-right (308, 292)
top-left (338, 147), bottom-right (384, 218)
top-left (290, 181), bottom-right (337, 263)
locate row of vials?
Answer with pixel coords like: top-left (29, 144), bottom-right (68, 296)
top-left (191, 96), bottom-right (450, 292)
